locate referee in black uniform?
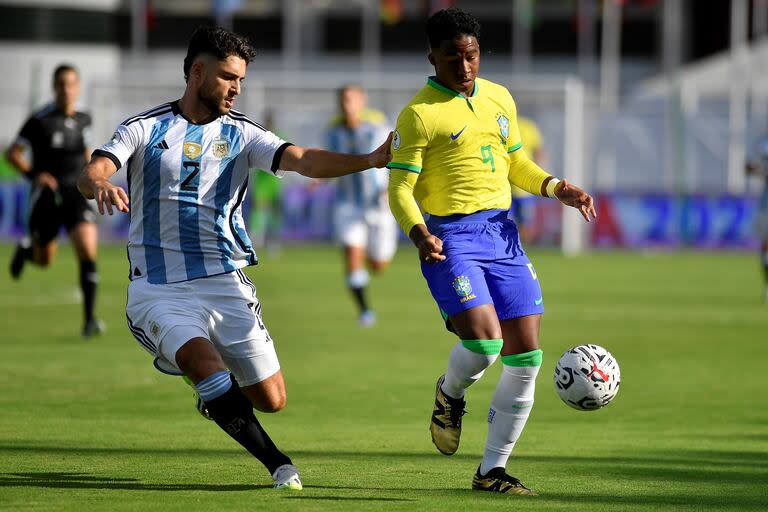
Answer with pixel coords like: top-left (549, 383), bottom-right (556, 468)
top-left (6, 64), bottom-right (103, 338)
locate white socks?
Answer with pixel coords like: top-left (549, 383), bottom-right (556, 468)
top-left (441, 340), bottom-right (500, 399)
top-left (480, 352), bottom-right (541, 475)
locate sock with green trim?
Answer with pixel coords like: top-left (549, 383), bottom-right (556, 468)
top-left (480, 349), bottom-right (542, 475)
top-left (441, 339), bottom-right (502, 399)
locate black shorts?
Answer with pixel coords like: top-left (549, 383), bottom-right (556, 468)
top-left (27, 185), bottom-right (96, 245)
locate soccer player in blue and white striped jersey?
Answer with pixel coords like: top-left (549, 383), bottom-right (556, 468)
top-left (78, 26), bottom-right (392, 491)
top-left (327, 85), bottom-right (398, 326)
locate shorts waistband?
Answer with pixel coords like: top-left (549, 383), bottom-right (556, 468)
top-left (426, 209), bottom-right (510, 228)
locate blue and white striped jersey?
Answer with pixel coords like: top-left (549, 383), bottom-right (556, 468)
top-left (327, 109), bottom-right (390, 208)
top-left (95, 101), bottom-right (291, 284)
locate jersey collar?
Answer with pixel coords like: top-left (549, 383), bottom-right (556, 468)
top-left (426, 76), bottom-right (478, 99)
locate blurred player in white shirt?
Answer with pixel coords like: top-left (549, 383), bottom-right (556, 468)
top-left (327, 85), bottom-right (398, 326)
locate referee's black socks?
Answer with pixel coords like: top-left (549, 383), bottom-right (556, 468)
top-left (79, 259), bottom-right (98, 323)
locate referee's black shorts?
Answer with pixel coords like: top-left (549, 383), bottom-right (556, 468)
top-left (27, 185), bottom-right (96, 245)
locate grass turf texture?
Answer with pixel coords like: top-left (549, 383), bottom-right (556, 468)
top-left (0, 242), bottom-right (766, 511)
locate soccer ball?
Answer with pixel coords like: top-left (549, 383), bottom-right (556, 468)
top-left (554, 344), bottom-right (620, 411)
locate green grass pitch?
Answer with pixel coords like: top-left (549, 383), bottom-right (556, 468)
top-left (1, 242), bottom-right (766, 511)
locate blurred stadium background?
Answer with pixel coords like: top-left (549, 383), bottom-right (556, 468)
top-left (0, 0), bottom-right (766, 253)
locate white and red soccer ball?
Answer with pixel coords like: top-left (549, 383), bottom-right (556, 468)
top-left (554, 344), bottom-right (621, 411)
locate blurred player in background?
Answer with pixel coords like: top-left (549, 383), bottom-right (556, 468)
top-left (387, 8), bottom-right (595, 495)
top-left (6, 64), bottom-right (103, 338)
top-left (745, 138), bottom-right (768, 302)
top-left (510, 116), bottom-right (545, 243)
top-left (327, 84), bottom-right (398, 326)
top-left (249, 110), bottom-right (285, 251)
top-left (78, 26), bottom-right (391, 491)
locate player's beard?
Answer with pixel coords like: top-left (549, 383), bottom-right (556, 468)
top-left (198, 86), bottom-right (228, 118)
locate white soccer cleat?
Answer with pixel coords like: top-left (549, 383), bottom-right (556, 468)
top-left (272, 464), bottom-right (302, 490)
top-left (358, 309), bottom-right (376, 327)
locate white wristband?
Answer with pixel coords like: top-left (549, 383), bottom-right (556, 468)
top-left (545, 178), bottom-right (561, 198)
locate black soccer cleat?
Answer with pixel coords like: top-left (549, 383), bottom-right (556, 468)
top-left (472, 466), bottom-right (537, 496)
top-left (81, 319), bottom-right (105, 338)
top-left (9, 243), bottom-right (30, 280)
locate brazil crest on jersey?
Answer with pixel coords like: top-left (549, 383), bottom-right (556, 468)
top-left (387, 77), bottom-right (523, 216)
top-left (95, 101), bottom-right (291, 284)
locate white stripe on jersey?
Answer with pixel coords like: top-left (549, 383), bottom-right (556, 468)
top-left (96, 101), bottom-right (289, 284)
top-left (327, 119), bottom-right (390, 208)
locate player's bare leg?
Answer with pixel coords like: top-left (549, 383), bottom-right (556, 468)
top-left (70, 221), bottom-right (102, 337)
top-left (241, 371), bottom-right (287, 413)
top-left (344, 245), bottom-right (375, 325)
top-left (176, 338), bottom-right (300, 489)
top-left (472, 314), bottom-right (540, 495)
top-left (430, 304), bottom-right (501, 455)
top-left (10, 239), bottom-right (56, 279)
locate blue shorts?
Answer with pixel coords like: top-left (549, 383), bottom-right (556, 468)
top-left (422, 209), bottom-right (544, 321)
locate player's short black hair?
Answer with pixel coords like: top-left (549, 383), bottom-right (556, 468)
top-left (183, 26), bottom-right (257, 81)
top-left (426, 8), bottom-right (481, 49)
top-left (52, 64), bottom-right (78, 83)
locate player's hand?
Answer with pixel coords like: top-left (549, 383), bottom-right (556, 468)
top-left (554, 179), bottom-right (596, 222)
top-left (92, 179), bottom-right (130, 215)
top-left (416, 235), bottom-right (446, 264)
top-left (35, 172), bottom-right (58, 190)
top-left (368, 132), bottom-right (393, 168)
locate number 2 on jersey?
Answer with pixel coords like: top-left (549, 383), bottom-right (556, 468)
top-left (481, 145), bottom-right (496, 172)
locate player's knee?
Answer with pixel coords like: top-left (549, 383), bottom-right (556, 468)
top-left (368, 260), bottom-right (389, 273)
top-left (175, 340), bottom-right (226, 382)
top-left (253, 394), bottom-right (286, 413)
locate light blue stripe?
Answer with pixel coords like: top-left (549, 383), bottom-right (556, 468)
top-left (178, 124), bottom-right (206, 280)
top-left (214, 124), bottom-right (241, 273)
top-left (196, 374), bottom-right (230, 392)
top-left (195, 370), bottom-right (232, 401)
top-left (142, 120), bottom-right (171, 284)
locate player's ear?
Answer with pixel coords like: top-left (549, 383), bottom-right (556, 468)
top-left (427, 52), bottom-right (436, 66)
top-left (190, 59), bottom-right (205, 83)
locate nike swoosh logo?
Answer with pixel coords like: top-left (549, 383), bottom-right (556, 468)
top-left (450, 126), bottom-right (467, 140)
top-left (534, 297), bottom-right (543, 306)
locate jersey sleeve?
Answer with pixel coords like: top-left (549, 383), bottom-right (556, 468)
top-left (15, 116), bottom-right (39, 148)
top-left (93, 122), bottom-right (144, 170)
top-left (505, 91), bottom-right (524, 154)
top-left (387, 106), bottom-right (428, 173)
top-left (245, 128), bottom-right (292, 176)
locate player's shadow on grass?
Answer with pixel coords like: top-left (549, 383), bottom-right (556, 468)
top-left (0, 472), bottom-right (258, 492)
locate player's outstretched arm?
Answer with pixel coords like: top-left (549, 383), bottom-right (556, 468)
top-left (279, 132), bottom-right (392, 178)
top-left (553, 179), bottom-right (596, 222)
top-left (78, 155), bottom-right (129, 215)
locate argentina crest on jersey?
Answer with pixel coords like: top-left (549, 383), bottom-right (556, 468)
top-left (496, 113), bottom-right (509, 144)
top-left (212, 136), bottom-right (230, 158)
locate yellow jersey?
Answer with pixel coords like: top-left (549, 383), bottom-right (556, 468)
top-left (511, 116), bottom-right (544, 198)
top-left (388, 77), bottom-right (524, 216)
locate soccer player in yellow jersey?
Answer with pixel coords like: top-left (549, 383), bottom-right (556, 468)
top-left (387, 8), bottom-right (596, 495)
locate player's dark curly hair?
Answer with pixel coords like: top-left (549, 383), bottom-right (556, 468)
top-left (183, 26), bottom-right (257, 82)
top-left (426, 8), bottom-right (481, 49)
